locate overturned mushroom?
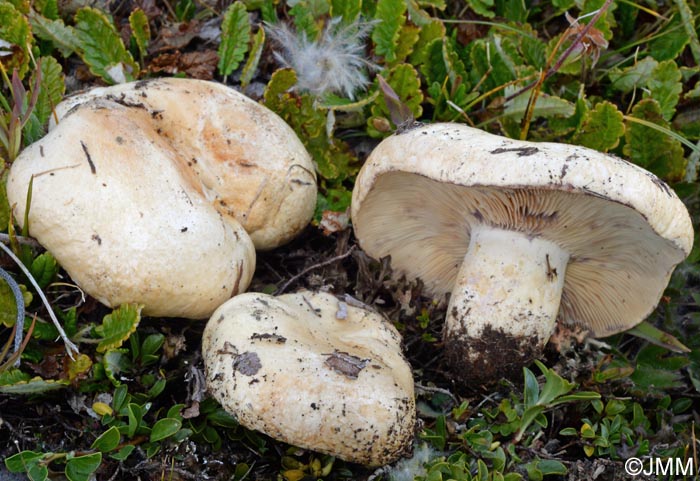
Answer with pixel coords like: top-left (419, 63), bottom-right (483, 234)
top-left (52, 77), bottom-right (317, 250)
top-left (351, 123), bottom-right (694, 385)
top-left (7, 100), bottom-right (255, 319)
top-left (202, 290), bottom-right (415, 466)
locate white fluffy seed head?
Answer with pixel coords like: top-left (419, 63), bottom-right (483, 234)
top-left (267, 18), bottom-right (377, 99)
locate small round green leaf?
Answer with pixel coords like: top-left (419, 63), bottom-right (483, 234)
top-left (65, 452), bottom-right (101, 481)
top-left (150, 417), bottom-right (182, 443)
top-left (90, 426), bottom-right (121, 452)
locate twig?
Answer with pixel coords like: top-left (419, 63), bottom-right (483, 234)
top-left (275, 245), bottom-right (356, 295)
top-left (0, 242), bottom-right (78, 359)
top-left (0, 232), bottom-right (42, 248)
top-left (501, 0), bottom-right (614, 109)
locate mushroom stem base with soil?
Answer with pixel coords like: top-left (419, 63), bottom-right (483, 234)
top-left (444, 225), bottom-right (569, 384)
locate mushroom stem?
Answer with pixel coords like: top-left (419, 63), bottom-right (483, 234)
top-left (444, 225), bottom-right (569, 383)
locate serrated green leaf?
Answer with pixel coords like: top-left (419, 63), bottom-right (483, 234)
top-left (520, 35), bottom-right (546, 70)
top-left (573, 101), bottom-right (624, 152)
top-left (30, 251), bottom-right (58, 288)
top-left (65, 452), bottom-right (101, 481)
top-left (646, 59), bottom-right (682, 121)
top-left (442, 37), bottom-right (467, 87)
top-left (609, 56), bottom-right (658, 93)
top-left (0, 2), bottom-right (32, 78)
top-left (30, 56), bottom-right (65, 133)
top-left (0, 368), bottom-right (32, 385)
top-left (314, 187), bottom-right (352, 223)
top-left (466, 0), bottom-right (495, 18)
top-left (34, 0), bottom-right (58, 19)
top-left (91, 426), bottom-right (121, 452)
top-left (470, 37), bottom-right (518, 91)
top-left (495, 0), bottom-right (526, 22)
top-left (95, 304), bottom-right (142, 353)
top-left (28, 10), bottom-right (80, 57)
top-left (294, 0), bottom-right (329, 36)
top-left (263, 68), bottom-right (297, 110)
top-left (650, 15), bottom-right (689, 62)
top-left (394, 24), bottom-right (420, 65)
top-left (150, 417), bottom-right (182, 442)
top-left (330, 0), bottom-right (361, 24)
top-left (218, 1), bottom-right (251, 77)
top-left (264, 69), bottom-right (357, 181)
top-left (74, 7), bottom-right (139, 84)
top-left (623, 98), bottom-right (685, 181)
top-left (372, 0), bottom-right (406, 62)
top-left (409, 19), bottom-right (445, 67)
top-left (240, 26), bottom-right (265, 88)
top-left (129, 8), bottom-right (150, 62)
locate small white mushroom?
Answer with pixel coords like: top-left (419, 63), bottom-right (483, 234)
top-left (351, 123), bottom-right (694, 384)
top-left (52, 77), bottom-right (317, 250)
top-left (202, 290), bottom-right (415, 466)
top-left (6, 101), bottom-right (255, 319)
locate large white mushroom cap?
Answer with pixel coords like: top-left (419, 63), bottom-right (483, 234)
top-left (53, 77), bottom-right (317, 250)
top-left (7, 100), bottom-right (255, 319)
top-left (202, 290), bottom-right (416, 466)
top-left (352, 122), bottom-right (694, 382)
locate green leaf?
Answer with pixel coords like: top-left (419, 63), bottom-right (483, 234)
top-left (127, 402), bottom-right (144, 438)
top-left (102, 348), bottom-right (131, 386)
top-left (330, 0), bottom-right (361, 24)
top-left (30, 252), bottom-right (59, 288)
top-left (645, 59), bottom-right (682, 121)
top-left (129, 8), bottom-right (150, 62)
top-left (73, 7), bottom-right (139, 84)
top-left (5, 450), bottom-right (45, 473)
top-left (626, 320), bottom-right (690, 353)
top-left (466, 0), bottom-right (495, 18)
top-left (0, 375), bottom-right (68, 394)
top-left (650, 14), bottom-right (689, 62)
top-left (240, 26), bottom-right (265, 88)
top-left (536, 360), bottom-right (574, 405)
top-left (30, 56), bottom-right (65, 134)
top-left (0, 2), bottom-right (32, 78)
top-left (218, 1), bottom-right (251, 77)
top-left (150, 417), bottom-right (183, 442)
top-left (34, 0), bottom-right (58, 18)
top-left (263, 68), bottom-right (297, 110)
top-left (0, 279), bottom-right (30, 327)
top-left (495, 0), bottom-right (527, 22)
top-left (573, 101), bottom-right (624, 152)
top-left (110, 445), bottom-right (135, 461)
top-left (608, 56), bottom-right (658, 93)
top-left (28, 11), bottom-right (80, 57)
top-left (623, 98), bottom-right (685, 181)
top-left (372, 0), bottom-right (406, 62)
top-left (523, 366), bottom-right (539, 407)
top-left (65, 452), bottom-right (101, 481)
top-left (95, 304), bottom-right (142, 353)
top-left (91, 426), bottom-right (121, 452)
top-left (504, 86), bottom-right (575, 121)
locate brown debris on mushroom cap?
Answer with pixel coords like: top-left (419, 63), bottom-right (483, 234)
top-left (6, 100), bottom-right (255, 319)
top-left (53, 78), bottom-right (317, 250)
top-left (202, 290), bottom-right (416, 466)
top-left (351, 122), bottom-right (693, 384)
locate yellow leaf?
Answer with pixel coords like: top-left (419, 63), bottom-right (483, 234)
top-left (282, 469), bottom-right (306, 481)
top-left (66, 353), bottom-right (93, 381)
top-left (92, 401), bottom-right (113, 417)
